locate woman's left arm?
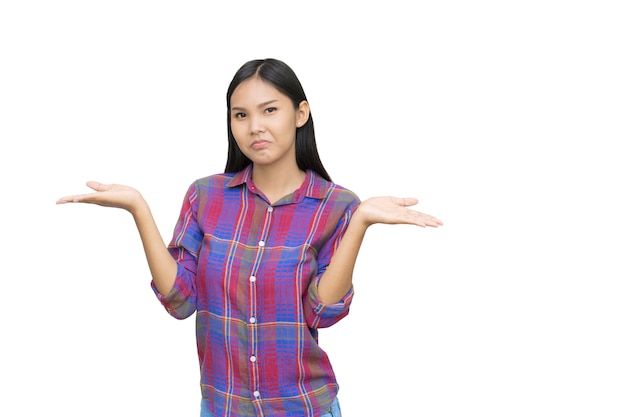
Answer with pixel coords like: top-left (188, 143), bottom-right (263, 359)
top-left (317, 197), bottom-right (443, 304)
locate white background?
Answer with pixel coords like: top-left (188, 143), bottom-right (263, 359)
top-left (1, 1), bottom-right (625, 416)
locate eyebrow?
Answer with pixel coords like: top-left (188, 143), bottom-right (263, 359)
top-left (231, 99), bottom-right (278, 112)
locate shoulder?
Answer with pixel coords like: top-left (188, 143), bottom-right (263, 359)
top-left (326, 182), bottom-right (360, 204)
top-left (192, 172), bottom-right (236, 189)
top-left (309, 172), bottom-right (361, 210)
top-left (181, 172), bottom-right (237, 202)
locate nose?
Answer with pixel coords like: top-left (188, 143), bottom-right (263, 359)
top-left (249, 116), bottom-right (265, 134)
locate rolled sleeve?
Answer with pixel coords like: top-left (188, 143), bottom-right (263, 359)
top-left (151, 262), bottom-right (197, 320)
top-left (305, 279), bottom-right (354, 329)
top-left (303, 199), bottom-right (358, 329)
top-left (151, 182), bottom-right (202, 320)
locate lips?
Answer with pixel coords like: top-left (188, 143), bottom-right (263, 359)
top-left (251, 140), bottom-right (271, 150)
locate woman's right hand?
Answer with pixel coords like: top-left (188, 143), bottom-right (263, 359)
top-left (56, 181), bottom-right (144, 214)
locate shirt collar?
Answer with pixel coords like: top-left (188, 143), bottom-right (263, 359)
top-left (226, 165), bottom-right (331, 202)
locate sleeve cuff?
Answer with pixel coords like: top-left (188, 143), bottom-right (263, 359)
top-left (308, 281), bottom-right (354, 319)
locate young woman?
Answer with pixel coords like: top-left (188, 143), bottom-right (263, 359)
top-left (57, 58), bottom-right (443, 417)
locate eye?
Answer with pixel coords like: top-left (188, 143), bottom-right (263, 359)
top-left (265, 107), bottom-right (277, 114)
top-left (233, 112), bottom-right (246, 119)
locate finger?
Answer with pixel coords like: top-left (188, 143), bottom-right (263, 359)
top-left (86, 181), bottom-right (108, 192)
top-left (397, 197), bottom-right (418, 207)
top-left (56, 181), bottom-right (107, 204)
top-left (55, 192), bottom-right (98, 204)
top-left (420, 215), bottom-right (443, 227)
top-left (406, 211), bottom-right (443, 227)
top-left (424, 219), bottom-right (443, 227)
top-left (56, 195), bottom-right (82, 204)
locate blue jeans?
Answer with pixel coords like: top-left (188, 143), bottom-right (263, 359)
top-left (200, 397), bottom-right (342, 417)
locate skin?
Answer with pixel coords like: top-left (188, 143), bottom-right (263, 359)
top-left (229, 77), bottom-right (309, 204)
top-left (56, 78), bottom-right (443, 303)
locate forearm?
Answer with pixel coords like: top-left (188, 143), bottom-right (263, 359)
top-left (315, 194), bottom-right (443, 304)
top-left (131, 200), bottom-right (178, 296)
top-left (317, 214), bottom-right (369, 304)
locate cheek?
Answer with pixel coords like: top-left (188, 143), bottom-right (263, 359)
top-left (274, 118), bottom-right (298, 138)
top-left (230, 123), bottom-right (246, 143)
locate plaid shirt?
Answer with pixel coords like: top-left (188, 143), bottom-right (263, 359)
top-left (152, 166), bottom-right (360, 417)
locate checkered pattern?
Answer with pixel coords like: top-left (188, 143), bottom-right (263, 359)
top-left (153, 165), bottom-right (360, 417)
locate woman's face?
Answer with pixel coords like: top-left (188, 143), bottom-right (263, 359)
top-left (229, 77), bottom-right (309, 170)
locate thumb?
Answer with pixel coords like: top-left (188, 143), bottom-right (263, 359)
top-left (397, 197), bottom-right (419, 207)
top-left (86, 181), bottom-right (108, 192)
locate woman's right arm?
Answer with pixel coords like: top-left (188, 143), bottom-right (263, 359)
top-left (56, 181), bottom-right (177, 295)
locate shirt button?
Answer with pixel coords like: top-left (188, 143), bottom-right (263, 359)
top-left (250, 355), bottom-right (257, 363)
top-left (253, 391), bottom-right (261, 398)
top-left (249, 275), bottom-right (256, 282)
top-left (258, 240), bottom-right (265, 247)
top-left (267, 206), bottom-right (273, 213)
top-left (249, 317), bottom-right (256, 324)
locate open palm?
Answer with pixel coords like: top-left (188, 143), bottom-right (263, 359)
top-left (56, 181), bottom-right (143, 213)
top-left (356, 196), bottom-right (443, 228)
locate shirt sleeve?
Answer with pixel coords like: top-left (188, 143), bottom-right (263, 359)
top-left (304, 196), bottom-right (360, 329)
top-left (306, 279), bottom-right (354, 329)
top-left (151, 182), bottom-right (202, 320)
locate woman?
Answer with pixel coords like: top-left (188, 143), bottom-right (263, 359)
top-left (57, 58), bottom-right (442, 417)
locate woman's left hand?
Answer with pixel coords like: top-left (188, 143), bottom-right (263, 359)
top-left (354, 197), bottom-right (443, 228)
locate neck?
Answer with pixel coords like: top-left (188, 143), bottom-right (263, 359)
top-left (251, 164), bottom-right (306, 204)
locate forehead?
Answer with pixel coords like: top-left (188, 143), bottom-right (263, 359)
top-left (230, 77), bottom-right (288, 107)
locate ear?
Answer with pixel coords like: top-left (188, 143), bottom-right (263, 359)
top-left (296, 100), bottom-right (310, 128)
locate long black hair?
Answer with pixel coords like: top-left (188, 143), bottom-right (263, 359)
top-left (224, 58), bottom-right (331, 182)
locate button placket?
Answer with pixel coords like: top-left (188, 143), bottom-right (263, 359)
top-left (248, 205), bottom-right (274, 403)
